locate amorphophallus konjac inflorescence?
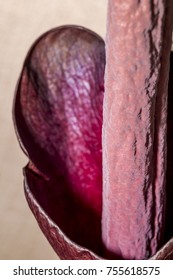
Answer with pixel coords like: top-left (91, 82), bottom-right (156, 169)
top-left (13, 0), bottom-right (173, 259)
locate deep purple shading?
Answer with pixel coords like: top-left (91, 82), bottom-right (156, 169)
top-left (165, 51), bottom-right (173, 243)
top-left (13, 25), bottom-right (106, 257)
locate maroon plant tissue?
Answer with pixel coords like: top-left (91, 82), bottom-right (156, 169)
top-left (13, 0), bottom-right (173, 259)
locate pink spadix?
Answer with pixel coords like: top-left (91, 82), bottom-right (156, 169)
top-left (102, 0), bottom-right (173, 259)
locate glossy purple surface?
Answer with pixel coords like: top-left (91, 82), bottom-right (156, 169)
top-left (14, 26), bottom-right (106, 257)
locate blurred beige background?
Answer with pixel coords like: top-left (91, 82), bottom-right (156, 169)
top-left (0, 0), bottom-right (107, 259)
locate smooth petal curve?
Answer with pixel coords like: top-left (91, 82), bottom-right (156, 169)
top-left (13, 25), bottom-right (105, 257)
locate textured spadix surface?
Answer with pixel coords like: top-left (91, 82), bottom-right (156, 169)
top-left (102, 0), bottom-right (173, 260)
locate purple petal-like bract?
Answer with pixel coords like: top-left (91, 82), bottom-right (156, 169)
top-left (14, 26), bottom-right (105, 258)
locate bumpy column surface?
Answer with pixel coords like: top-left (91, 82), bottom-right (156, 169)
top-left (102, 0), bottom-right (173, 259)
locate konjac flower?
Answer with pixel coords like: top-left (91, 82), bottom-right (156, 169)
top-left (13, 0), bottom-right (173, 260)
top-left (13, 25), bottom-right (105, 259)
